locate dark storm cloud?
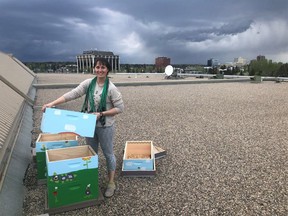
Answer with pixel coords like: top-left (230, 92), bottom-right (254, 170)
top-left (0, 0), bottom-right (287, 64)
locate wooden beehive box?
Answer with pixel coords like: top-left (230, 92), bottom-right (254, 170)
top-left (36, 108), bottom-right (97, 181)
top-left (45, 145), bottom-right (100, 210)
top-left (122, 141), bottom-right (156, 177)
top-left (36, 133), bottom-right (78, 180)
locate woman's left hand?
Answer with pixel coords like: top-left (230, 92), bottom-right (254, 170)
top-left (94, 112), bottom-right (101, 120)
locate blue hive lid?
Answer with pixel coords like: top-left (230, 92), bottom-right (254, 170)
top-left (41, 108), bottom-right (96, 137)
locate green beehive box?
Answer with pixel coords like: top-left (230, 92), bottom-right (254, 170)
top-left (46, 145), bottom-right (99, 209)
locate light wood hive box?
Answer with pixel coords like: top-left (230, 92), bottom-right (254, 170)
top-left (122, 141), bottom-right (155, 171)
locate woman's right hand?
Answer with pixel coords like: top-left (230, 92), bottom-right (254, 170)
top-left (41, 103), bottom-right (54, 112)
top-left (41, 96), bottom-right (65, 112)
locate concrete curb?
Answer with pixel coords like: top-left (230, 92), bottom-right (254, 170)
top-left (33, 78), bottom-right (251, 89)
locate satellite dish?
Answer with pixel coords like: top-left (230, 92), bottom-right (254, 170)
top-left (165, 65), bottom-right (173, 76)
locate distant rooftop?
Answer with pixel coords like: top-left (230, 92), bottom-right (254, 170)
top-left (82, 50), bottom-right (115, 56)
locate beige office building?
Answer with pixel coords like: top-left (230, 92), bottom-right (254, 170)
top-left (233, 57), bottom-right (247, 67)
top-left (76, 50), bottom-right (120, 73)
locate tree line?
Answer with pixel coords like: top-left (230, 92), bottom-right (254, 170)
top-left (248, 59), bottom-right (287, 77)
top-left (24, 60), bottom-right (288, 77)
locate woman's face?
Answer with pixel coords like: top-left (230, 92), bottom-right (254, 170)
top-left (94, 61), bottom-right (108, 78)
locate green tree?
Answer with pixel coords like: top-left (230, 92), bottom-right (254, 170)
top-left (249, 59), bottom-right (281, 76)
top-left (274, 63), bottom-right (288, 77)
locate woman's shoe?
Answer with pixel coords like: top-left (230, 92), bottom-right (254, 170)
top-left (104, 182), bottom-right (116, 198)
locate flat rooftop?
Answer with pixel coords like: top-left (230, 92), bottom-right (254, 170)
top-left (23, 74), bottom-right (287, 215)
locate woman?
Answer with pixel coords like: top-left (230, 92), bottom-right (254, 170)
top-left (42, 58), bottom-right (124, 198)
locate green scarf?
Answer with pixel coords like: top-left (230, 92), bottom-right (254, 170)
top-left (81, 77), bottom-right (109, 125)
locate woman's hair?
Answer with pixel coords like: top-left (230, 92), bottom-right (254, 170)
top-left (94, 58), bottom-right (111, 72)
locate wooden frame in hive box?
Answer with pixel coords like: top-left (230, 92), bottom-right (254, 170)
top-left (45, 145), bottom-right (102, 212)
top-left (122, 141), bottom-right (156, 177)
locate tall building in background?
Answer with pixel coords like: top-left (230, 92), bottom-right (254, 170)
top-left (76, 50), bottom-right (120, 73)
top-left (155, 57), bottom-right (171, 69)
top-left (257, 55), bottom-right (266, 61)
top-left (207, 58), bottom-right (219, 67)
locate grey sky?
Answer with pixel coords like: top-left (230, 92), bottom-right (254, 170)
top-left (0, 0), bottom-right (287, 64)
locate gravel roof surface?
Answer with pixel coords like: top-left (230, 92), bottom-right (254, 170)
top-left (23, 74), bottom-right (287, 216)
